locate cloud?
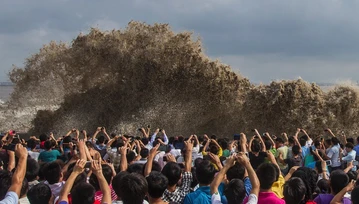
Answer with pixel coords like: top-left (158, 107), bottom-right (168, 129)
top-left (1, 0), bottom-right (359, 82)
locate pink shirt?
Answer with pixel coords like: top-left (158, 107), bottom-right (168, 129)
top-left (243, 192), bottom-right (285, 204)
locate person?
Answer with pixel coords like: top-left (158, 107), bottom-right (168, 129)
top-left (248, 134), bottom-right (267, 170)
top-left (211, 153), bottom-right (259, 204)
top-left (226, 162), bottom-right (252, 196)
top-left (330, 180), bottom-right (356, 204)
top-left (278, 145), bottom-right (303, 171)
top-left (245, 162), bottom-right (285, 204)
top-left (38, 140), bottom-right (62, 163)
top-left (326, 137), bottom-right (341, 172)
top-left (161, 141), bottom-right (193, 203)
top-left (26, 158), bottom-right (40, 190)
top-left (291, 167), bottom-right (318, 203)
top-left (0, 144), bottom-right (28, 204)
top-left (354, 136), bottom-right (359, 161)
top-left (27, 183), bottom-right (54, 204)
top-left (114, 173), bottom-right (148, 204)
top-left (275, 137), bottom-right (289, 174)
top-left (43, 162), bottom-right (65, 198)
top-left (27, 138), bottom-right (40, 161)
top-left (341, 142), bottom-right (357, 171)
top-left (58, 160), bottom-right (111, 204)
top-left (183, 160), bottom-right (226, 204)
top-left (89, 164), bottom-right (117, 201)
top-left (146, 172), bottom-right (169, 204)
top-left (283, 177), bottom-right (308, 204)
top-left (314, 170), bottom-right (351, 204)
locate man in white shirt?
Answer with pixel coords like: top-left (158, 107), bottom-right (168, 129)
top-left (327, 137), bottom-right (341, 171)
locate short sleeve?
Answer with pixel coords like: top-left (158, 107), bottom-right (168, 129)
top-left (0, 192), bottom-right (19, 204)
top-left (245, 194), bottom-right (258, 204)
top-left (211, 193), bottom-right (223, 204)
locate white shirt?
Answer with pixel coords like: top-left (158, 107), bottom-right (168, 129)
top-left (44, 181), bottom-right (65, 198)
top-left (28, 150), bottom-right (40, 161)
top-left (327, 145), bottom-right (341, 167)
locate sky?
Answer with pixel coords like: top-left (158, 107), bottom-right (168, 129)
top-left (1, 0), bottom-right (359, 83)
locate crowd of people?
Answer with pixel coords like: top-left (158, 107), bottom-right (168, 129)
top-left (1, 126), bottom-right (359, 204)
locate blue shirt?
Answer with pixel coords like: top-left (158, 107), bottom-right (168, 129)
top-left (0, 192), bottom-right (18, 204)
top-left (38, 150), bottom-right (61, 162)
top-left (244, 177), bottom-right (252, 196)
top-left (354, 145), bottom-right (359, 157)
top-left (184, 183), bottom-right (227, 204)
top-left (301, 145), bottom-right (310, 158)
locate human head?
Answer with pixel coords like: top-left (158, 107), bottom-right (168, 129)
top-left (224, 179), bottom-right (245, 204)
top-left (140, 148), bottom-right (149, 159)
top-left (275, 138), bottom-right (284, 147)
top-left (226, 162), bottom-right (245, 181)
top-left (209, 145), bottom-right (219, 155)
top-left (331, 137), bottom-right (340, 146)
top-left (345, 142), bottom-right (354, 153)
top-left (141, 137), bottom-right (149, 145)
top-left (146, 171), bottom-right (168, 199)
top-left (44, 162), bottom-right (63, 184)
top-left (251, 140), bottom-right (261, 153)
top-left (299, 137), bottom-right (307, 147)
top-left (351, 186), bottom-right (359, 204)
top-left (118, 173), bottom-right (148, 204)
top-left (143, 161), bottom-right (161, 175)
top-left (28, 183), bottom-right (53, 204)
top-left (71, 182), bottom-right (95, 204)
top-left (291, 167), bottom-right (318, 202)
top-left (330, 170), bottom-right (349, 194)
top-left (0, 170), bottom-right (28, 200)
top-left (316, 179), bottom-right (330, 194)
top-left (284, 177), bottom-right (306, 204)
top-left (127, 163), bottom-right (144, 174)
top-left (27, 138), bottom-right (37, 150)
top-left (161, 162), bottom-right (182, 186)
top-left (26, 158), bottom-right (40, 182)
top-left (264, 140), bottom-right (273, 150)
top-left (292, 145), bottom-right (301, 156)
top-left (126, 151), bottom-right (136, 164)
top-left (89, 164), bottom-right (113, 191)
top-left (256, 163), bottom-right (277, 190)
top-left (98, 135), bottom-right (105, 144)
top-left (196, 160), bottom-right (216, 185)
top-left (44, 140), bottom-right (53, 150)
top-left (39, 134), bottom-right (48, 142)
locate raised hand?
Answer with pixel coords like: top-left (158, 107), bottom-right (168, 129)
top-left (73, 159), bottom-right (86, 174)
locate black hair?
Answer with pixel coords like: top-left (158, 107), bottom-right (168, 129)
top-left (284, 177), bottom-right (306, 204)
top-left (357, 136), bottom-right (359, 144)
top-left (118, 173), bottom-right (148, 204)
top-left (264, 140), bottom-right (273, 150)
top-left (146, 171), bottom-right (168, 199)
top-left (331, 137), bottom-right (340, 146)
top-left (316, 179), bottom-right (330, 194)
top-left (161, 162), bottom-right (182, 186)
top-left (112, 171), bottom-right (129, 196)
top-left (291, 167), bottom-right (318, 202)
top-left (140, 148), bottom-right (149, 158)
top-left (44, 140), bottom-right (52, 150)
top-left (324, 139), bottom-right (332, 146)
top-left (299, 137), bottom-right (307, 147)
top-left (251, 140), bottom-right (261, 153)
top-left (143, 161), bottom-right (161, 175)
top-left (347, 138), bottom-right (354, 145)
top-left (44, 162), bottom-right (62, 184)
top-left (127, 163), bottom-right (144, 174)
top-left (210, 135), bottom-right (217, 140)
top-left (38, 162), bottom-right (47, 181)
top-left (345, 142), bottom-right (354, 149)
top-left (351, 186), bottom-right (359, 204)
top-left (256, 163), bottom-right (277, 190)
top-left (194, 158), bottom-right (204, 168)
top-left (26, 158), bottom-right (40, 182)
top-left (126, 151), bottom-right (136, 163)
top-left (219, 139), bottom-right (228, 150)
top-left (39, 134), bottom-right (48, 142)
top-left (71, 182), bottom-right (95, 204)
top-left (27, 138), bottom-right (37, 150)
top-left (209, 145), bottom-right (219, 155)
top-left (89, 164), bottom-right (113, 191)
top-left (196, 160), bottom-right (216, 185)
top-left (28, 183), bottom-right (52, 204)
top-left (330, 170), bottom-right (349, 194)
top-left (226, 162), bottom-right (245, 181)
top-left (347, 171), bottom-right (358, 181)
top-left (288, 137), bottom-right (295, 145)
top-left (224, 179), bottom-right (246, 204)
top-left (0, 171), bottom-right (12, 200)
top-left (141, 137), bottom-right (149, 145)
top-left (292, 145), bottom-right (301, 156)
top-left (98, 135), bottom-right (105, 144)
top-left (275, 137), bottom-right (284, 144)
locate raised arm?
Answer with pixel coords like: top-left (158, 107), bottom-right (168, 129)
top-left (240, 133), bottom-right (248, 152)
top-left (92, 127), bottom-right (101, 143)
top-left (184, 140), bottom-right (193, 172)
top-left (282, 133), bottom-right (289, 146)
top-left (58, 159), bottom-right (86, 203)
top-left (150, 129), bottom-right (160, 144)
top-left (119, 146), bottom-right (128, 172)
top-left (210, 156), bottom-right (236, 195)
top-left (162, 129), bottom-right (169, 145)
top-left (325, 128), bottom-right (336, 137)
top-left (92, 160), bottom-right (111, 204)
top-left (263, 132), bottom-right (276, 149)
top-left (8, 144), bottom-right (28, 197)
top-left (144, 143), bottom-right (160, 177)
top-left (102, 127), bottom-right (111, 142)
top-left (237, 152), bottom-right (260, 197)
top-left (330, 180), bottom-right (355, 204)
top-left (254, 129), bottom-right (266, 152)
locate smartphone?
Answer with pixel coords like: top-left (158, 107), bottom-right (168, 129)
top-left (325, 160), bottom-right (332, 166)
top-left (85, 161), bottom-right (92, 168)
top-left (4, 144), bottom-right (16, 151)
top-left (233, 134), bottom-right (241, 141)
top-left (163, 156), bottom-right (168, 162)
top-left (353, 161), bottom-right (359, 166)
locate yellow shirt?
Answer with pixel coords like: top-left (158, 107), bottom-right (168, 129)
top-left (271, 174), bottom-right (285, 198)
